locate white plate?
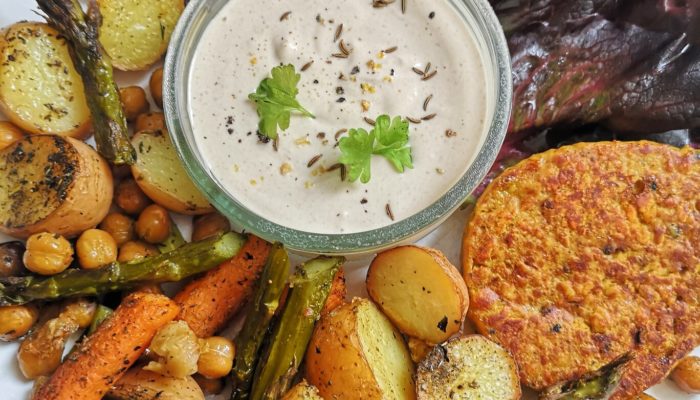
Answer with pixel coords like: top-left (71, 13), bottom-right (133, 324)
top-left (0, 2), bottom-right (698, 399)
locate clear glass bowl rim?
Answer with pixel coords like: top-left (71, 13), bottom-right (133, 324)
top-left (163, 0), bottom-right (512, 255)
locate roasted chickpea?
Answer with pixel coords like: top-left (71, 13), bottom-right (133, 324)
top-left (0, 304), bottom-right (38, 341)
top-left (118, 241), bottom-right (159, 262)
top-left (23, 233), bottom-right (74, 275)
top-left (150, 67), bottom-right (163, 108)
top-left (99, 213), bottom-right (135, 246)
top-left (0, 241), bottom-right (27, 277)
top-left (119, 86), bottom-right (149, 121)
top-left (134, 112), bottom-right (166, 133)
top-left (116, 178), bottom-right (152, 215)
top-left (193, 374), bottom-right (224, 395)
top-left (0, 121), bottom-right (24, 150)
top-left (136, 204), bottom-right (171, 244)
top-left (76, 229), bottom-right (118, 269)
top-left (61, 298), bottom-right (97, 329)
top-left (192, 212), bottom-right (231, 242)
top-left (197, 336), bottom-right (235, 379)
top-left (672, 356), bottom-right (700, 393)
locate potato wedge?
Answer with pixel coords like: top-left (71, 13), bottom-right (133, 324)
top-left (0, 23), bottom-right (91, 137)
top-left (367, 246), bottom-right (469, 344)
top-left (282, 380), bottom-right (323, 400)
top-left (97, 0), bottom-right (184, 71)
top-left (0, 135), bottom-right (113, 239)
top-left (131, 131), bottom-right (213, 215)
top-left (305, 298), bottom-right (415, 400)
top-left (108, 367), bottom-right (205, 400)
top-left (416, 335), bottom-right (521, 400)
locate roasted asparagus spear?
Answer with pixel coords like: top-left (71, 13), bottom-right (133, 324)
top-left (36, 0), bottom-right (136, 165)
top-left (231, 244), bottom-right (290, 400)
top-left (250, 256), bottom-right (344, 400)
top-left (0, 233), bottom-right (245, 306)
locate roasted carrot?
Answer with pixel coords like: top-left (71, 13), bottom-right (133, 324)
top-left (33, 292), bottom-right (179, 400)
top-left (174, 235), bottom-right (271, 337)
top-left (321, 267), bottom-right (347, 316)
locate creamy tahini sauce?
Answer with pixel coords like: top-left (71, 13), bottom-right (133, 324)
top-left (189, 0), bottom-right (487, 234)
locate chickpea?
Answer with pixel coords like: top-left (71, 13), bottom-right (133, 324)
top-left (193, 374), bottom-right (224, 395)
top-left (118, 241), bottom-right (159, 262)
top-left (61, 298), bottom-right (97, 329)
top-left (0, 304), bottom-right (38, 341)
top-left (0, 241), bottom-right (27, 277)
top-left (23, 233), bottom-right (74, 276)
top-left (0, 121), bottom-right (24, 150)
top-left (136, 204), bottom-right (171, 244)
top-left (672, 356), bottom-right (700, 393)
top-left (100, 213), bottom-right (135, 246)
top-left (135, 112), bottom-right (166, 133)
top-left (76, 229), bottom-right (118, 269)
top-left (192, 212), bottom-right (231, 242)
top-left (150, 67), bottom-right (163, 108)
top-left (119, 86), bottom-right (149, 122)
top-left (197, 336), bottom-right (235, 379)
top-left (115, 178), bottom-right (152, 215)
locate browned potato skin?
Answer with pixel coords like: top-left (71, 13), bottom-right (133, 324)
top-left (119, 86), bottom-right (149, 121)
top-left (305, 298), bottom-right (415, 400)
top-left (150, 67), bottom-right (164, 108)
top-left (0, 121), bottom-right (24, 150)
top-left (0, 135), bottom-right (113, 239)
top-left (135, 112), bottom-right (166, 132)
top-left (672, 356), bottom-right (700, 393)
top-left (367, 246), bottom-right (469, 344)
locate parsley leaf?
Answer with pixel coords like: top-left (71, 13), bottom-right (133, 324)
top-left (248, 64), bottom-right (314, 139)
top-left (338, 115), bottom-right (413, 184)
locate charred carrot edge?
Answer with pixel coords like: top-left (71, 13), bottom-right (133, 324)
top-left (33, 292), bottom-right (179, 400)
top-left (174, 235), bottom-right (271, 337)
top-left (321, 267), bottom-right (347, 316)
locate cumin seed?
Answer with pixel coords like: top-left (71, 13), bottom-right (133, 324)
top-left (412, 67), bottom-right (425, 76)
top-left (422, 70), bottom-right (437, 81)
top-left (364, 117), bottom-right (376, 126)
top-left (386, 203), bottom-right (395, 220)
top-left (340, 164), bottom-right (347, 181)
top-left (423, 94), bottom-right (433, 111)
top-left (406, 116), bottom-right (422, 124)
top-left (424, 62), bottom-right (431, 74)
top-left (334, 24), bottom-right (343, 42)
top-left (384, 46), bottom-right (398, 54)
top-left (332, 53), bottom-right (349, 59)
top-left (335, 128), bottom-right (348, 140)
top-left (307, 154), bottom-right (323, 168)
top-left (339, 39), bottom-right (351, 55)
top-left (422, 113), bottom-right (437, 121)
top-left (273, 137), bottom-right (279, 151)
top-left (327, 163), bottom-right (343, 172)
top-left (280, 11), bottom-right (292, 21)
top-left (402, 0), bottom-right (406, 14)
top-left (301, 60), bottom-right (314, 71)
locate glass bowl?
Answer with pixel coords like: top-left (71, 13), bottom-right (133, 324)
top-left (163, 0), bottom-right (512, 255)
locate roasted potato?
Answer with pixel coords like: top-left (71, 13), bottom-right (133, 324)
top-left (0, 23), bottom-right (90, 138)
top-left (416, 335), bottom-right (521, 400)
top-left (0, 121), bottom-right (25, 150)
top-left (131, 130), bottom-right (213, 215)
top-left (407, 337), bottom-right (433, 364)
top-left (0, 135), bottom-right (113, 239)
top-left (671, 356), bottom-right (700, 393)
top-left (367, 246), bottom-right (469, 344)
top-left (97, 0), bottom-right (184, 71)
top-left (107, 367), bottom-right (205, 400)
top-left (305, 298), bottom-right (415, 400)
top-left (282, 380), bottom-right (323, 400)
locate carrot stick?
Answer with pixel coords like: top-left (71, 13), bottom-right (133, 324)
top-left (321, 267), bottom-right (347, 316)
top-left (174, 235), bottom-right (271, 337)
top-left (33, 292), bottom-right (179, 400)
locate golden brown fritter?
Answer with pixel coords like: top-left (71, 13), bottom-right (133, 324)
top-left (462, 141), bottom-right (700, 399)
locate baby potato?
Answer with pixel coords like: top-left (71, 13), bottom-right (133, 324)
top-left (367, 246), bottom-right (469, 344)
top-left (119, 86), bottom-right (149, 121)
top-left (671, 356), bottom-right (700, 393)
top-left (0, 304), bottom-right (38, 341)
top-left (305, 298), bottom-right (415, 400)
top-left (150, 67), bottom-right (164, 108)
top-left (0, 121), bottom-right (25, 150)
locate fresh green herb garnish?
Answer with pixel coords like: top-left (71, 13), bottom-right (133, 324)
top-left (248, 64), bottom-right (315, 139)
top-left (338, 115), bottom-right (413, 183)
